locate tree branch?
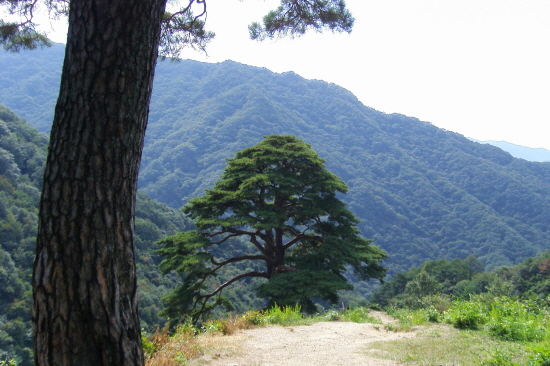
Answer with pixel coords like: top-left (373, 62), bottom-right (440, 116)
top-left (283, 233), bottom-right (322, 250)
top-left (210, 254), bottom-right (273, 267)
top-left (198, 271), bottom-right (269, 300)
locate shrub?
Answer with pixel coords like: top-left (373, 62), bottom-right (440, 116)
top-left (528, 342), bottom-right (550, 366)
top-left (323, 309), bottom-right (340, 321)
top-left (424, 306), bottom-right (441, 322)
top-left (239, 310), bottom-right (265, 326)
top-left (487, 297), bottom-right (547, 342)
top-left (445, 300), bottom-right (488, 329)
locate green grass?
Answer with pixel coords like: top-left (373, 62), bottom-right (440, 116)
top-left (146, 298), bottom-right (550, 366)
top-left (257, 304), bottom-right (307, 325)
top-left (368, 296), bottom-right (550, 366)
top-left (321, 306), bottom-right (382, 323)
top-left (341, 307), bottom-right (383, 323)
top-left (365, 325), bottom-right (528, 366)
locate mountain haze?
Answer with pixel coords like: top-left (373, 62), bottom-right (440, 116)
top-left (475, 140), bottom-right (550, 163)
top-left (1, 46), bottom-right (549, 274)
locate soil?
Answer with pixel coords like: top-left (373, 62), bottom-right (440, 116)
top-left (188, 311), bottom-right (417, 366)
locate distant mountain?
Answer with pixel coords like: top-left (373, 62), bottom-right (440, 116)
top-left (474, 140), bottom-right (550, 163)
top-left (0, 44), bottom-right (64, 132)
top-left (1, 46), bottom-right (550, 276)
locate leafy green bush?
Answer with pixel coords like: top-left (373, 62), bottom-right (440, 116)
top-left (424, 306), bottom-right (441, 322)
top-left (527, 342), bottom-right (550, 366)
top-left (323, 309), bottom-right (340, 321)
top-left (445, 300), bottom-right (488, 329)
top-left (487, 298), bottom-right (547, 342)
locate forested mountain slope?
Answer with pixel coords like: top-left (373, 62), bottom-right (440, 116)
top-left (0, 106), bottom-right (192, 364)
top-left (143, 61), bottom-right (550, 273)
top-left (1, 46), bottom-right (549, 274)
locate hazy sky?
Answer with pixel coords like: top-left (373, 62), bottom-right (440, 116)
top-left (20, 0), bottom-right (550, 150)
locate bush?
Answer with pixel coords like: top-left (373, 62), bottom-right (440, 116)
top-left (323, 309), bottom-right (340, 321)
top-left (445, 300), bottom-right (488, 329)
top-left (487, 298), bottom-right (547, 342)
top-left (424, 306), bottom-right (441, 322)
top-left (528, 342), bottom-right (550, 366)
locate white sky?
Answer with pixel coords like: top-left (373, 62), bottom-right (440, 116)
top-left (18, 0), bottom-right (550, 150)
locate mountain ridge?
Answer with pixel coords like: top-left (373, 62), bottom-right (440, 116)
top-left (1, 46), bottom-right (549, 274)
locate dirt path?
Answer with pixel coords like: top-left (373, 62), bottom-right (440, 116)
top-left (188, 311), bottom-right (416, 366)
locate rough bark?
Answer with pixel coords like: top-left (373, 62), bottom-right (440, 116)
top-left (32, 0), bottom-right (167, 365)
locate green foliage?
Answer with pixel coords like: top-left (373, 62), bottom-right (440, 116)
top-left (0, 106), bottom-right (45, 365)
top-left (0, 106), bottom-right (202, 361)
top-left (157, 135), bottom-right (387, 323)
top-left (372, 256), bottom-right (486, 308)
top-left (386, 307), bottom-right (433, 329)
top-left (527, 341), bottom-right (550, 366)
top-left (257, 304), bottom-right (304, 326)
top-left (480, 349), bottom-right (522, 366)
top-left (3, 49), bottom-right (550, 287)
top-left (486, 297), bottom-right (547, 342)
top-left (445, 299), bottom-right (488, 330)
top-left (249, 0), bottom-right (354, 40)
top-left (340, 307), bottom-right (381, 323)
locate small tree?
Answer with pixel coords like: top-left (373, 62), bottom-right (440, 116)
top-left (157, 135), bottom-right (387, 323)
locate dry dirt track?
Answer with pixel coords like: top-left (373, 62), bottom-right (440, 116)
top-left (188, 312), bottom-right (415, 366)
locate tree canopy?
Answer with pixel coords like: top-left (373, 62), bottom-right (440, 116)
top-left (1, 0), bottom-right (354, 53)
top-left (157, 135), bottom-right (387, 323)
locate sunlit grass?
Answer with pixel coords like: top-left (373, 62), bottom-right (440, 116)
top-left (144, 300), bottom-right (550, 366)
top-left (365, 325), bottom-right (528, 366)
top-left (320, 306), bottom-right (382, 323)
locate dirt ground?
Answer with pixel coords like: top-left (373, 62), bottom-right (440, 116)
top-left (188, 311), bottom-right (416, 366)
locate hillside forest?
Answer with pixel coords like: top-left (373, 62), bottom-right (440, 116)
top-left (1, 45), bottom-right (550, 364)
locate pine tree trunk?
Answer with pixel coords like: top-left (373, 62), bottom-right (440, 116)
top-left (33, 0), bottom-right (167, 365)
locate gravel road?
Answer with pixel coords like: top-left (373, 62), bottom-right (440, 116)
top-left (188, 311), bottom-right (415, 366)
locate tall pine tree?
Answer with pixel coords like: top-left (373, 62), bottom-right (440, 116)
top-left (158, 135), bottom-right (387, 322)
